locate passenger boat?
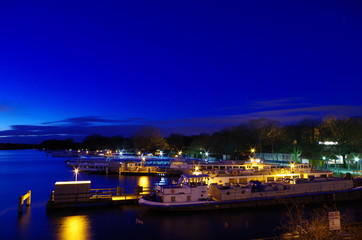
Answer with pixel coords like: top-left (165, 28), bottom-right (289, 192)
top-left (66, 155), bottom-right (175, 175)
top-left (66, 157), bottom-right (122, 173)
top-left (202, 162), bottom-right (334, 186)
top-left (139, 165), bottom-right (362, 211)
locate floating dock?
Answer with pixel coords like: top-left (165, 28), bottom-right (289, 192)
top-left (46, 181), bottom-right (152, 209)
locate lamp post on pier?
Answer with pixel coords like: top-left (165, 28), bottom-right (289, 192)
top-left (355, 157), bottom-right (359, 171)
top-left (74, 168), bottom-right (79, 181)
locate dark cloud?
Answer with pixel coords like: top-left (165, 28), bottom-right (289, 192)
top-left (227, 105), bottom-right (362, 124)
top-left (0, 124), bottom-right (147, 143)
top-left (0, 115), bottom-right (228, 143)
top-left (250, 98), bottom-right (312, 109)
top-left (42, 116), bottom-right (147, 125)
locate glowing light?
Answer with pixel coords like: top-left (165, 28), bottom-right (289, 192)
top-left (318, 141), bottom-right (338, 145)
top-left (250, 158), bottom-right (261, 164)
top-left (58, 215), bottom-right (91, 240)
top-left (192, 166), bottom-right (202, 175)
top-left (250, 148), bottom-right (255, 153)
top-left (178, 151), bottom-right (182, 155)
top-left (74, 168), bottom-right (79, 181)
top-left (138, 176), bottom-right (150, 188)
top-left (55, 181), bottom-right (91, 185)
top-left (355, 157), bottom-right (359, 161)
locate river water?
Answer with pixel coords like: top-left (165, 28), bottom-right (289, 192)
top-left (1, 150), bottom-right (361, 240)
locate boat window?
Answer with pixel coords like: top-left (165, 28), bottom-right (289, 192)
top-left (229, 178), bottom-right (237, 184)
top-left (267, 177), bottom-right (274, 182)
top-left (239, 178), bottom-right (247, 184)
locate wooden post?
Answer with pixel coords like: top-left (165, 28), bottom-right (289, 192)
top-left (26, 190), bottom-right (31, 206)
top-left (18, 190), bottom-right (31, 213)
top-left (18, 196), bottom-right (23, 213)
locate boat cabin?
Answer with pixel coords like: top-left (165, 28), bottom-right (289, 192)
top-left (156, 174), bottom-right (209, 203)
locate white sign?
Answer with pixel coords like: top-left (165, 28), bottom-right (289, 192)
top-left (329, 211), bottom-right (341, 231)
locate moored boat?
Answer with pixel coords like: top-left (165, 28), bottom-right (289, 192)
top-left (139, 172), bottom-right (362, 211)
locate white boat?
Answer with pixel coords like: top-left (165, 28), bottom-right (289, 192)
top-left (139, 170), bottom-right (361, 211)
top-left (139, 174), bottom-right (212, 208)
top-left (204, 162), bottom-right (334, 186)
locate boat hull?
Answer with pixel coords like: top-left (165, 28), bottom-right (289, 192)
top-left (139, 188), bottom-right (362, 211)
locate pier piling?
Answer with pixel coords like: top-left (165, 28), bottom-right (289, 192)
top-left (18, 190), bottom-right (31, 213)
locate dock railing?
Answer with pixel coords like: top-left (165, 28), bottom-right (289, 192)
top-left (49, 185), bottom-right (155, 203)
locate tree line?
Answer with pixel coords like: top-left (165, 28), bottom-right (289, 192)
top-left (39, 116), bottom-right (362, 167)
top-left (0, 143), bottom-right (38, 150)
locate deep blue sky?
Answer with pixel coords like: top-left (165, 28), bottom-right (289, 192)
top-left (1, 1), bottom-right (362, 143)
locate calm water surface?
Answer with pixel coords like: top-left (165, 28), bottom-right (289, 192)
top-left (1, 150), bottom-right (361, 240)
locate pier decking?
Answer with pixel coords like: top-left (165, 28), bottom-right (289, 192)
top-left (47, 181), bottom-right (153, 209)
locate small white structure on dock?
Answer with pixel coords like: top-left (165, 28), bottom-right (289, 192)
top-left (54, 181), bottom-right (91, 203)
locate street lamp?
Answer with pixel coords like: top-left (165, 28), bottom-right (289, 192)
top-left (250, 148), bottom-right (256, 159)
top-left (355, 157), bottom-right (359, 170)
top-left (74, 168), bottom-right (79, 181)
top-left (322, 156), bottom-right (329, 168)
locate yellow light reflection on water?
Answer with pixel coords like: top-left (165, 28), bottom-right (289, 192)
top-left (137, 176), bottom-right (150, 188)
top-left (59, 215), bottom-right (90, 240)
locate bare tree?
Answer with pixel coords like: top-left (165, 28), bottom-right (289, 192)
top-left (167, 133), bottom-right (186, 153)
top-left (132, 126), bottom-right (169, 153)
top-left (279, 202), bottom-right (361, 240)
top-left (321, 116), bottom-right (359, 168)
top-left (242, 118), bottom-right (284, 154)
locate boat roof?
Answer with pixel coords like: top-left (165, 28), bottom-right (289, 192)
top-left (182, 174), bottom-right (210, 178)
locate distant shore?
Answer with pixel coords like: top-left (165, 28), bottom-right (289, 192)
top-left (0, 143), bottom-right (39, 150)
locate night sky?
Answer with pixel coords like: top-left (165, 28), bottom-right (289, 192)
top-left (1, 1), bottom-right (362, 143)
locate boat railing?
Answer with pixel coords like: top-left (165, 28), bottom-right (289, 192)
top-left (157, 184), bottom-right (181, 190)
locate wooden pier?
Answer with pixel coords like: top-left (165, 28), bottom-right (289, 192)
top-left (46, 181), bottom-right (154, 210)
